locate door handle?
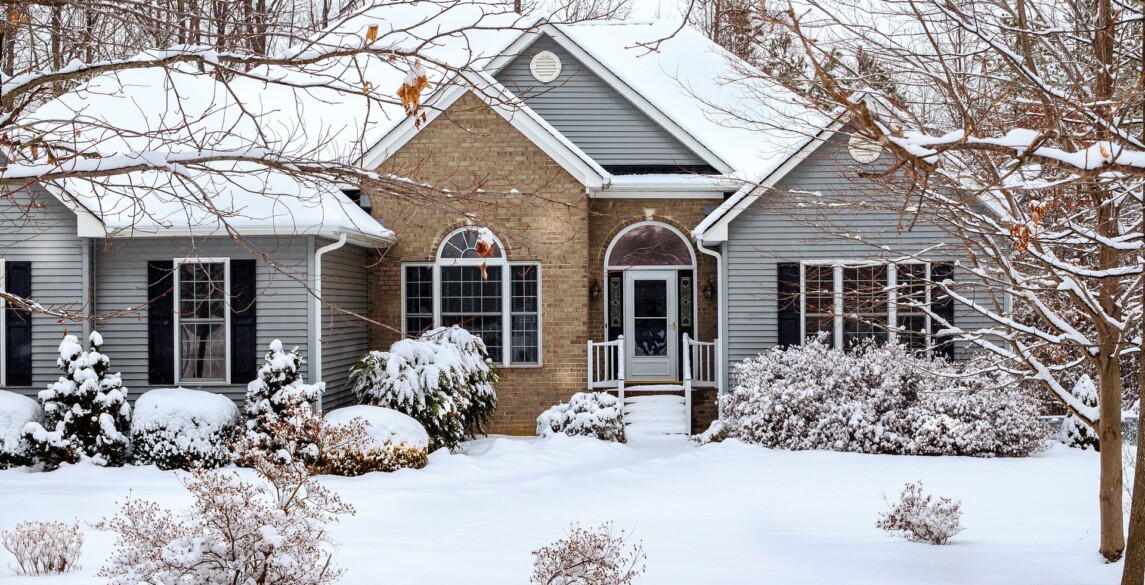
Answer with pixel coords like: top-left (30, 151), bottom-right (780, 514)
top-left (671, 321), bottom-right (676, 331)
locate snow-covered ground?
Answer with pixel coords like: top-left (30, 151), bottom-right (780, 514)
top-left (0, 435), bottom-right (1123, 584)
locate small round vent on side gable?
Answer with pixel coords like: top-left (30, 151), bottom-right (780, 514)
top-left (530, 51), bottom-right (562, 83)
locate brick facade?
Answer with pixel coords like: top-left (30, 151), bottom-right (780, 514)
top-left (366, 91), bottom-right (719, 435)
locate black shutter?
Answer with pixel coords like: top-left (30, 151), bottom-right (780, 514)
top-left (607, 271), bottom-right (623, 341)
top-left (147, 261), bottom-right (175, 385)
top-left (777, 263), bottom-right (801, 348)
top-left (931, 262), bottom-right (955, 360)
top-left (5, 262), bottom-right (32, 386)
top-left (229, 260), bottom-right (258, 384)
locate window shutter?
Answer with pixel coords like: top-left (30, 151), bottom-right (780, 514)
top-left (5, 262), bottom-right (32, 386)
top-left (931, 262), bottom-right (955, 360)
top-left (147, 261), bottom-right (175, 385)
top-left (230, 260), bottom-right (258, 384)
top-left (777, 263), bottom-right (801, 348)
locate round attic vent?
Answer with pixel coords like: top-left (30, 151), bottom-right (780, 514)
top-left (847, 134), bottom-right (883, 164)
top-left (530, 51), bottom-right (562, 83)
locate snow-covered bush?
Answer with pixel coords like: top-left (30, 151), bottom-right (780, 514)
top-left (1, 520), bottom-right (84, 575)
top-left (23, 332), bottom-right (131, 470)
top-left (131, 388), bottom-right (240, 470)
top-left (97, 452), bottom-right (353, 585)
top-left (537, 392), bottom-right (625, 443)
top-left (350, 326), bottom-right (498, 451)
top-left (531, 522), bottom-right (647, 585)
top-left (722, 340), bottom-right (1047, 457)
top-left (318, 406), bottom-right (429, 476)
top-left (1058, 375), bottom-right (1100, 451)
top-left (877, 481), bottom-right (964, 545)
top-left (0, 390), bottom-right (43, 469)
top-left (239, 340), bottom-right (324, 461)
top-left (691, 420), bottom-right (727, 445)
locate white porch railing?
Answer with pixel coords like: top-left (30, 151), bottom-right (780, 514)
top-left (587, 335), bottom-right (626, 404)
top-left (682, 334), bottom-right (719, 435)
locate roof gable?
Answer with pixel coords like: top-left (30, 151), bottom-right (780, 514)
top-left (493, 34), bottom-right (714, 173)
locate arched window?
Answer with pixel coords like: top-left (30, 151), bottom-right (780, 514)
top-left (606, 222), bottom-right (695, 269)
top-left (402, 227), bottom-right (541, 366)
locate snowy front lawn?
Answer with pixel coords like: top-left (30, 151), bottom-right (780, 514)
top-left (0, 436), bottom-right (1122, 584)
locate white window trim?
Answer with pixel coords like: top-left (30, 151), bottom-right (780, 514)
top-left (402, 228), bottom-right (543, 368)
top-left (174, 257), bottom-right (231, 385)
top-left (798, 260), bottom-right (931, 352)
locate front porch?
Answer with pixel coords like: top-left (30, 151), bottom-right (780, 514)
top-left (587, 334), bottom-right (720, 435)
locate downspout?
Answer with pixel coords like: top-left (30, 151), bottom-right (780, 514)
top-left (695, 239), bottom-right (726, 414)
top-left (312, 232), bottom-right (348, 411)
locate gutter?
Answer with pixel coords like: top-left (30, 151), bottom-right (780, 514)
top-left (311, 232), bottom-right (348, 411)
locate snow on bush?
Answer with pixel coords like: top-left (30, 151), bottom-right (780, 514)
top-left (317, 406), bottom-right (430, 476)
top-left (131, 388), bottom-right (240, 470)
top-left (239, 340), bottom-right (324, 461)
top-left (691, 420), bottom-right (727, 445)
top-left (1058, 375), bottom-right (1100, 451)
top-left (876, 481), bottom-right (964, 545)
top-left (531, 522), bottom-right (647, 585)
top-left (722, 340), bottom-right (1047, 457)
top-left (97, 454), bottom-right (354, 585)
top-left (536, 392), bottom-right (626, 443)
top-left (350, 326), bottom-right (498, 451)
top-left (0, 390), bottom-right (43, 469)
top-left (23, 332), bottom-right (131, 470)
top-left (1, 520), bottom-right (84, 576)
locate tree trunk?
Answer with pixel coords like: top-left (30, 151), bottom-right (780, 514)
top-left (1122, 311), bottom-right (1145, 581)
top-left (1101, 355), bottom-right (1127, 561)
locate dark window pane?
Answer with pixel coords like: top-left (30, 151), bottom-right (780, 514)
top-left (511, 266), bottom-right (539, 313)
top-left (633, 280), bottom-right (667, 318)
top-left (843, 316), bottom-right (888, 347)
top-left (607, 224), bottom-right (692, 267)
top-left (441, 314), bottom-right (502, 362)
top-left (179, 322), bottom-right (227, 380)
top-left (511, 314), bottom-right (539, 363)
top-left (804, 265), bottom-right (834, 315)
top-left (441, 266), bottom-right (501, 314)
top-left (804, 315), bottom-right (835, 346)
top-left (898, 315), bottom-right (928, 351)
top-left (633, 318), bottom-right (668, 356)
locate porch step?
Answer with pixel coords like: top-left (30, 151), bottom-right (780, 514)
top-left (624, 393), bottom-right (688, 436)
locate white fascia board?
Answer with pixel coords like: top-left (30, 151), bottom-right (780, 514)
top-left (695, 117), bottom-right (847, 243)
top-left (541, 24), bottom-right (735, 175)
top-left (104, 226), bottom-right (394, 248)
top-left (38, 181), bottom-right (107, 237)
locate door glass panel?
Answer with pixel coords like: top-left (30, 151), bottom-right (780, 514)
top-left (633, 279), bottom-right (667, 356)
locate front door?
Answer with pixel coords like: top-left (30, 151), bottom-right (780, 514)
top-left (624, 270), bottom-right (677, 381)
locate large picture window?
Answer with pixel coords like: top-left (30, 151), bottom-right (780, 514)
top-left (799, 261), bottom-right (932, 352)
top-left (175, 259), bottom-right (229, 382)
top-left (402, 228), bottom-right (541, 366)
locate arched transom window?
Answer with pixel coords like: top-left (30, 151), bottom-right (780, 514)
top-left (606, 222), bottom-right (695, 268)
top-left (403, 227), bottom-right (541, 366)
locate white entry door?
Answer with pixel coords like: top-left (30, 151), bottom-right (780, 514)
top-left (624, 270), bottom-right (677, 381)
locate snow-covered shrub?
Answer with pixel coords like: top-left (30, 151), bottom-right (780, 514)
top-left (97, 452), bottom-right (354, 585)
top-left (131, 388), bottom-right (240, 470)
top-left (1, 520), bottom-right (84, 575)
top-left (0, 390), bottom-right (43, 469)
top-left (350, 326), bottom-right (498, 451)
top-left (239, 340), bottom-right (324, 461)
top-left (722, 340), bottom-right (1047, 457)
top-left (876, 481), bottom-right (964, 545)
top-left (537, 392), bottom-right (625, 442)
top-left (531, 522), bottom-right (647, 585)
top-left (1058, 375), bottom-right (1100, 451)
top-left (23, 332), bottom-right (131, 470)
top-left (691, 420), bottom-right (727, 445)
top-left (317, 406), bottom-right (429, 476)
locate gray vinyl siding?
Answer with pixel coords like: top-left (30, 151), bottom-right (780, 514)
top-left (94, 236), bottom-right (312, 403)
top-left (494, 35), bottom-right (708, 168)
top-left (319, 242), bottom-right (370, 409)
top-left (0, 184), bottom-right (86, 395)
top-left (724, 131), bottom-right (995, 368)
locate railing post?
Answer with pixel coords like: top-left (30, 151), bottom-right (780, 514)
top-left (682, 333), bottom-right (692, 382)
top-left (616, 335), bottom-right (625, 406)
top-left (586, 339), bottom-right (593, 390)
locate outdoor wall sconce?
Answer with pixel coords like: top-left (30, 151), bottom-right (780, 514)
top-left (702, 277), bottom-right (716, 300)
top-left (589, 277), bottom-right (602, 300)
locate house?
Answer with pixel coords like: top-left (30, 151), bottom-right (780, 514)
top-left (2, 2), bottom-right (988, 435)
